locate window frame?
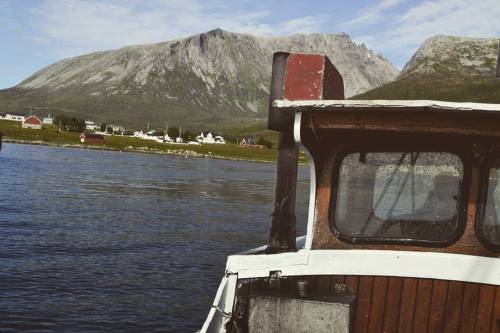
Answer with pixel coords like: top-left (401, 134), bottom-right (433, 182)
top-left (476, 151), bottom-right (500, 252)
top-left (329, 141), bottom-right (471, 247)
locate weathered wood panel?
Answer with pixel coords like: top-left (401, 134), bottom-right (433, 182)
top-left (493, 287), bottom-right (500, 333)
top-left (383, 277), bottom-right (403, 332)
top-left (234, 276), bottom-right (500, 333)
top-left (354, 276), bottom-right (374, 332)
top-left (428, 280), bottom-right (448, 332)
top-left (367, 277), bottom-right (388, 332)
top-left (398, 278), bottom-right (418, 333)
top-left (475, 284), bottom-right (495, 332)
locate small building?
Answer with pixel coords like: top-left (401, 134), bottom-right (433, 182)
top-left (239, 137), bottom-right (264, 149)
top-left (112, 125), bottom-right (124, 134)
top-left (43, 113), bottom-right (53, 125)
top-left (85, 120), bottom-right (99, 131)
top-left (22, 116), bottom-right (42, 129)
top-left (5, 113), bottom-right (26, 122)
top-left (80, 133), bottom-right (105, 145)
top-left (196, 132), bottom-right (226, 144)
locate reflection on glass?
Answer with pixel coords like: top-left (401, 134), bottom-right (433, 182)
top-left (482, 167), bottom-right (500, 247)
top-left (334, 152), bottom-right (463, 242)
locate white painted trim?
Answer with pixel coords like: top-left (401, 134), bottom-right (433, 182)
top-left (293, 111), bottom-right (316, 250)
top-left (274, 99), bottom-right (500, 113)
top-left (200, 274), bottom-right (238, 333)
top-left (226, 249), bottom-right (500, 286)
top-left (302, 145), bottom-right (316, 250)
top-left (200, 276), bottom-right (228, 333)
top-left (293, 112), bottom-right (302, 144)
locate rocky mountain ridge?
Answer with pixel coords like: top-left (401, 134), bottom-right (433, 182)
top-left (356, 35), bottom-right (500, 103)
top-left (400, 35), bottom-right (499, 78)
top-left (0, 29), bottom-right (398, 128)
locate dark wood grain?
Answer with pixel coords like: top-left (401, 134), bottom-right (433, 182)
top-left (443, 281), bottom-right (464, 333)
top-left (367, 276), bottom-right (388, 332)
top-left (428, 280), bottom-right (448, 333)
top-left (354, 276), bottom-right (374, 333)
top-left (475, 284), bottom-right (495, 333)
top-left (382, 277), bottom-right (403, 333)
top-left (413, 279), bottom-right (434, 333)
top-left (492, 287), bottom-right (500, 333)
top-left (460, 283), bottom-right (480, 332)
top-left (316, 275), bottom-right (331, 294)
top-left (398, 278), bottom-right (418, 333)
top-left (345, 275), bottom-right (360, 295)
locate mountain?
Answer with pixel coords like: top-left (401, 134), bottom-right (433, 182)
top-left (0, 29), bottom-right (398, 129)
top-left (356, 35), bottom-right (500, 102)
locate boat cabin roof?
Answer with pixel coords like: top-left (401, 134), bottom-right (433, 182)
top-left (274, 99), bottom-right (500, 114)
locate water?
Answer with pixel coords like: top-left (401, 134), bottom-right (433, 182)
top-left (0, 144), bottom-right (310, 332)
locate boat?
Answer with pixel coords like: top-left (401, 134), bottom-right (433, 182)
top-left (201, 52), bottom-right (500, 332)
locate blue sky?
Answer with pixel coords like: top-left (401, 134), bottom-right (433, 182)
top-left (1, 0), bottom-right (500, 89)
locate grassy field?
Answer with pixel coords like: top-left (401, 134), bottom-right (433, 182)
top-left (0, 120), bottom-right (299, 163)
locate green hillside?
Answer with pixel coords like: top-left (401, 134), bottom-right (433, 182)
top-left (355, 74), bottom-right (500, 103)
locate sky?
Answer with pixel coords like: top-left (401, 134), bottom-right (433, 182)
top-left (1, 0), bottom-right (500, 89)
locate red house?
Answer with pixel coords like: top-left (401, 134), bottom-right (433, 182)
top-left (22, 116), bottom-right (42, 130)
top-left (80, 133), bottom-right (105, 145)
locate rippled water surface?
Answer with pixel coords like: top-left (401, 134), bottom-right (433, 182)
top-left (0, 144), bottom-right (309, 332)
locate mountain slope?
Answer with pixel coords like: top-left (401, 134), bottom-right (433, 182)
top-left (356, 35), bottom-right (500, 102)
top-left (0, 29), bottom-right (398, 129)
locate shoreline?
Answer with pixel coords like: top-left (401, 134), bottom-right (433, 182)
top-left (3, 138), bottom-right (277, 164)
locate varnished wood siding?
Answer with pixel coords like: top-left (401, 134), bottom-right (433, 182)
top-left (236, 276), bottom-right (500, 333)
top-left (339, 276), bottom-right (498, 333)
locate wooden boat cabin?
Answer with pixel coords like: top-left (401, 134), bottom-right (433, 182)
top-left (202, 53), bottom-right (500, 333)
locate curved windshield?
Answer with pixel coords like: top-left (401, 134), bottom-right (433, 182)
top-left (479, 162), bottom-right (500, 249)
top-left (333, 152), bottom-right (464, 243)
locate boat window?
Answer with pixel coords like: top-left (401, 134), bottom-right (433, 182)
top-left (478, 158), bottom-right (500, 250)
top-left (332, 152), bottom-right (464, 244)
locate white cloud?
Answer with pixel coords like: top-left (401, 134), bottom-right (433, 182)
top-left (342, 0), bottom-right (405, 29)
top-left (30, 0), bottom-right (327, 58)
top-left (279, 16), bottom-right (328, 34)
top-left (351, 0), bottom-right (500, 67)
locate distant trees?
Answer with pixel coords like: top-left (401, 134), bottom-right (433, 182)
top-left (100, 123), bottom-right (107, 132)
top-left (257, 137), bottom-right (273, 149)
top-left (182, 129), bottom-right (195, 141)
top-left (167, 126), bottom-right (179, 138)
top-left (54, 115), bottom-right (86, 132)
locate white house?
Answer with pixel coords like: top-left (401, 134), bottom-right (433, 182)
top-left (196, 132), bottom-right (225, 144)
top-left (43, 113), bottom-right (53, 125)
top-left (5, 113), bottom-right (26, 122)
top-left (112, 125), bottom-right (124, 134)
top-left (214, 135), bottom-right (225, 144)
top-left (85, 120), bottom-right (99, 131)
top-left (132, 130), bottom-right (167, 143)
top-left (164, 134), bottom-right (173, 143)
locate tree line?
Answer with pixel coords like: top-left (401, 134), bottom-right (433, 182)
top-left (54, 115), bottom-right (86, 132)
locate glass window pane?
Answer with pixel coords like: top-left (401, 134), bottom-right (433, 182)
top-left (334, 152), bottom-right (464, 243)
top-left (480, 166), bottom-right (500, 248)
